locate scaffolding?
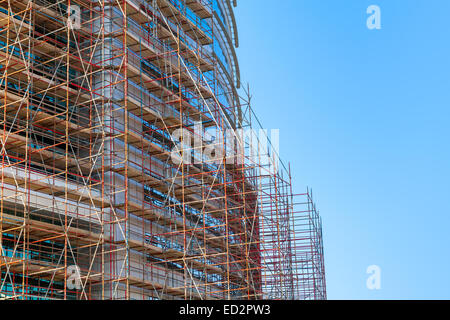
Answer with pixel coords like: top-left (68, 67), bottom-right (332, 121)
top-left (0, 0), bottom-right (326, 300)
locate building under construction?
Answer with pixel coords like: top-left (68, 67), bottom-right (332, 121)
top-left (0, 0), bottom-right (326, 300)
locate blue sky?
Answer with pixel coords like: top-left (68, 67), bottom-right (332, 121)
top-left (235, 0), bottom-right (450, 299)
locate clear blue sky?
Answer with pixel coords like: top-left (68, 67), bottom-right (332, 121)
top-left (235, 0), bottom-right (450, 299)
